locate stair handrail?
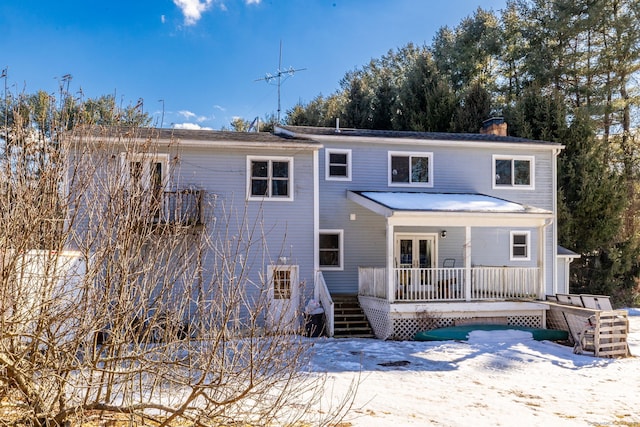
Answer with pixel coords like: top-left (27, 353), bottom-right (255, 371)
top-left (314, 270), bottom-right (334, 337)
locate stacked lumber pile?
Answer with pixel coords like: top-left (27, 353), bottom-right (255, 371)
top-left (545, 294), bottom-right (630, 358)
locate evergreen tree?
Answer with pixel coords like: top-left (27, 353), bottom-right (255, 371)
top-left (558, 110), bottom-right (626, 254)
top-left (451, 82), bottom-right (492, 133)
top-left (395, 53), bottom-right (457, 132)
top-left (432, 7), bottom-right (501, 94)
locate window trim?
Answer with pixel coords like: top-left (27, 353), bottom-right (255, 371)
top-left (325, 148), bottom-right (352, 181)
top-left (492, 155), bottom-right (535, 190)
top-left (120, 152), bottom-right (169, 190)
top-left (319, 229), bottom-right (344, 271)
top-left (268, 264), bottom-right (299, 300)
top-left (510, 230), bottom-right (531, 261)
top-left (388, 151), bottom-right (433, 187)
top-left (246, 156), bottom-right (294, 201)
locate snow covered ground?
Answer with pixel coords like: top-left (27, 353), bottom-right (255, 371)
top-left (308, 308), bottom-right (640, 427)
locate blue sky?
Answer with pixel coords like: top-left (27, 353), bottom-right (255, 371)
top-left (1, 0), bottom-right (506, 130)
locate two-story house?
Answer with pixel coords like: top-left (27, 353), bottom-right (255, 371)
top-left (275, 122), bottom-right (576, 339)
top-left (69, 122), bottom-right (575, 340)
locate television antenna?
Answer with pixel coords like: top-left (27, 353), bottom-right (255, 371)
top-left (255, 41), bottom-right (306, 123)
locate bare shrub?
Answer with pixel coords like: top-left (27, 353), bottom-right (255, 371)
top-left (0, 98), bottom-right (353, 425)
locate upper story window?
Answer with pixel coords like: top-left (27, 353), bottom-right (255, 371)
top-left (325, 149), bottom-right (351, 181)
top-left (510, 230), bottom-right (531, 261)
top-left (493, 155), bottom-right (534, 189)
top-left (247, 156), bottom-right (293, 201)
top-left (388, 151), bottom-right (433, 187)
top-left (120, 153), bottom-right (168, 193)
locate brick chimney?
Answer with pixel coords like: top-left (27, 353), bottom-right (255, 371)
top-left (480, 117), bottom-right (507, 136)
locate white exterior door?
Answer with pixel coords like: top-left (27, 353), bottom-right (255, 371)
top-left (267, 265), bottom-right (300, 331)
top-left (395, 234), bottom-right (437, 287)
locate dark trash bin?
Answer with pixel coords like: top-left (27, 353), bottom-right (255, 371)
top-left (304, 299), bottom-right (325, 337)
top-left (305, 312), bottom-right (325, 337)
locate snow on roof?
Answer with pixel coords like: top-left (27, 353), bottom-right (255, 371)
top-left (354, 191), bottom-right (551, 214)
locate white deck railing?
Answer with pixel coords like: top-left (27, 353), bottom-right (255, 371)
top-left (359, 266), bottom-right (541, 302)
top-left (471, 267), bottom-right (540, 300)
top-left (314, 271), bottom-right (334, 336)
top-left (358, 267), bottom-right (388, 299)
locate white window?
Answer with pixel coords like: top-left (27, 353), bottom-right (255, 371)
top-left (319, 230), bottom-right (343, 270)
top-left (272, 267), bottom-right (293, 299)
top-left (388, 151), bottom-right (433, 187)
top-left (247, 156), bottom-right (293, 201)
top-left (325, 149), bottom-right (351, 181)
top-left (120, 153), bottom-right (169, 192)
top-left (510, 230), bottom-right (531, 261)
top-left (493, 155), bottom-right (534, 189)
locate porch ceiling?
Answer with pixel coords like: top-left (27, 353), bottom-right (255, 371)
top-left (347, 191), bottom-right (553, 227)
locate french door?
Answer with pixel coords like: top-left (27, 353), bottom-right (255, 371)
top-left (395, 234), bottom-right (437, 288)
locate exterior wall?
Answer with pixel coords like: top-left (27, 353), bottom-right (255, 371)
top-left (321, 202), bottom-right (387, 294)
top-left (176, 144), bottom-right (317, 314)
top-left (70, 137), bottom-right (317, 326)
top-left (318, 138), bottom-right (559, 296)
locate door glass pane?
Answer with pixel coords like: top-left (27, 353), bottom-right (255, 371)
top-left (399, 239), bottom-right (412, 266)
top-left (273, 269), bottom-right (291, 299)
top-left (418, 239), bottom-right (432, 268)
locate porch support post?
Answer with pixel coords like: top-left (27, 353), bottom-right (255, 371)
top-left (464, 226), bottom-right (471, 301)
top-left (539, 223), bottom-right (546, 299)
top-left (387, 221), bottom-right (395, 302)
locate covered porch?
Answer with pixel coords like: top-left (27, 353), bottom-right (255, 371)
top-left (347, 191), bottom-right (555, 339)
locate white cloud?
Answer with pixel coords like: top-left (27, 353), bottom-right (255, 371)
top-left (177, 110), bottom-right (208, 122)
top-left (161, 14), bottom-right (166, 24)
top-left (172, 123), bottom-right (213, 130)
top-left (245, 0), bottom-right (261, 4)
top-left (173, 0), bottom-right (214, 25)
top-left (178, 110), bottom-right (197, 119)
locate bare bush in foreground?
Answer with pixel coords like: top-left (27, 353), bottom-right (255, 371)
top-left (0, 102), bottom-right (353, 425)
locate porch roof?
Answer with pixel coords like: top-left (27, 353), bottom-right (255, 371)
top-left (347, 191), bottom-right (553, 227)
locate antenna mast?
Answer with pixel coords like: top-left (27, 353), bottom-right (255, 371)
top-left (255, 41), bottom-right (306, 123)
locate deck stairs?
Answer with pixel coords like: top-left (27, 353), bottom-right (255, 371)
top-left (331, 294), bottom-right (375, 338)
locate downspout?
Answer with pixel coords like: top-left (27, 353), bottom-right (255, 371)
top-left (540, 218), bottom-right (553, 299)
top-left (552, 147), bottom-right (561, 296)
top-left (313, 149), bottom-right (320, 300)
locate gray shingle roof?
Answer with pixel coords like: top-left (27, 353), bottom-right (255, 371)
top-left (278, 125), bottom-right (560, 145)
top-left (75, 125), bottom-right (316, 146)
